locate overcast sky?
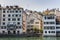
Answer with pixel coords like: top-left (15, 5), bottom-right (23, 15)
top-left (0, 0), bottom-right (60, 12)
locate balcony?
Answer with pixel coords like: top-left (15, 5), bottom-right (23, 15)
top-left (7, 24), bottom-right (16, 30)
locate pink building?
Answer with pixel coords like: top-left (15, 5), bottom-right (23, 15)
top-left (22, 11), bottom-right (27, 33)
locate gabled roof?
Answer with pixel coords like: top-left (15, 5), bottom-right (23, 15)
top-left (27, 11), bottom-right (42, 21)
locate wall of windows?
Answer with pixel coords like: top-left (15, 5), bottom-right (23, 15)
top-left (44, 26), bottom-right (55, 29)
top-left (44, 16), bottom-right (55, 19)
top-left (44, 22), bottom-right (55, 24)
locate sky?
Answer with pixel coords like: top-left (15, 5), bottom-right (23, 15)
top-left (0, 0), bottom-right (60, 12)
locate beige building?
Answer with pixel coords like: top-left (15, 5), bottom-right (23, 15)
top-left (25, 10), bottom-right (42, 33)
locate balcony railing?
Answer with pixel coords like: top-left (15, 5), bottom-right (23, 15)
top-left (7, 24), bottom-right (16, 30)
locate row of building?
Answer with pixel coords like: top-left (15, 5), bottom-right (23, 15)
top-left (0, 5), bottom-right (60, 36)
top-left (0, 5), bottom-right (43, 35)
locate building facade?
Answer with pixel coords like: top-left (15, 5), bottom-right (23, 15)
top-left (22, 11), bottom-right (27, 33)
top-left (43, 14), bottom-right (56, 36)
top-left (56, 9), bottom-right (60, 36)
top-left (43, 9), bottom-right (57, 36)
top-left (0, 5), bottom-right (23, 34)
top-left (43, 8), bottom-right (60, 36)
top-left (26, 10), bottom-right (42, 33)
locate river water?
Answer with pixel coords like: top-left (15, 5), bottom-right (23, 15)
top-left (0, 37), bottom-right (60, 40)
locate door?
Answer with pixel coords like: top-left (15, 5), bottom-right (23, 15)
top-left (8, 31), bottom-right (11, 34)
top-left (13, 31), bottom-right (16, 34)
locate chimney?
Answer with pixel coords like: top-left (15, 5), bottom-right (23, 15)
top-left (56, 8), bottom-right (59, 11)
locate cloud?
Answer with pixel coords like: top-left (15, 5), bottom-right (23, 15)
top-left (0, 0), bottom-right (21, 6)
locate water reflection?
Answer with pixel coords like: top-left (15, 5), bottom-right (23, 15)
top-left (43, 37), bottom-right (60, 40)
top-left (43, 37), bottom-right (56, 40)
top-left (0, 37), bottom-right (60, 40)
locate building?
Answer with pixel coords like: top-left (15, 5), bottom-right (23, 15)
top-left (22, 11), bottom-right (27, 33)
top-left (43, 8), bottom-right (60, 36)
top-left (43, 9), bottom-right (56, 36)
top-left (55, 9), bottom-right (60, 36)
top-left (0, 5), bottom-right (23, 34)
top-left (26, 10), bottom-right (42, 33)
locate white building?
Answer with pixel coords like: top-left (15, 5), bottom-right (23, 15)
top-left (56, 9), bottom-right (60, 36)
top-left (43, 14), bottom-right (56, 36)
top-left (43, 8), bottom-right (60, 36)
top-left (0, 5), bottom-right (23, 34)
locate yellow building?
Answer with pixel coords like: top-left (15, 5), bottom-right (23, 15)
top-left (26, 10), bottom-right (43, 33)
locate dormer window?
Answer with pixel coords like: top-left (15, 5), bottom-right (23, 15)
top-left (6, 6), bottom-right (9, 8)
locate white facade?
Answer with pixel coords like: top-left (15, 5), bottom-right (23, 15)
top-left (43, 15), bottom-right (56, 36)
top-left (0, 5), bottom-right (23, 34)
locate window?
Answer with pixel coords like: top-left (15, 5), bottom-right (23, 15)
top-left (2, 31), bottom-right (5, 34)
top-left (47, 16), bottom-right (54, 19)
top-left (44, 26), bottom-right (55, 29)
top-left (19, 15), bottom-right (21, 17)
top-left (18, 8), bottom-right (20, 10)
top-left (12, 18), bottom-right (16, 21)
top-left (35, 22), bottom-right (39, 24)
top-left (44, 27), bottom-right (47, 29)
top-left (27, 25), bottom-right (30, 27)
top-left (16, 10), bottom-right (18, 13)
top-left (56, 19), bottom-right (60, 25)
top-left (30, 25), bottom-right (33, 27)
top-left (16, 26), bottom-right (18, 29)
top-left (44, 22), bottom-right (46, 24)
top-left (56, 27), bottom-right (60, 29)
top-left (19, 11), bottom-right (21, 13)
top-left (17, 31), bottom-right (19, 34)
top-left (56, 31), bottom-right (60, 33)
top-left (8, 18), bottom-right (11, 21)
top-left (12, 14), bottom-right (14, 17)
top-left (7, 11), bottom-right (9, 13)
top-left (30, 20), bottom-right (34, 24)
top-left (45, 16), bottom-right (46, 19)
top-left (10, 10), bottom-right (14, 13)
top-left (17, 22), bottom-right (20, 25)
top-left (16, 14), bottom-right (18, 17)
top-left (4, 26), bottom-right (6, 29)
top-left (50, 22), bottom-right (55, 24)
top-left (0, 8), bottom-right (1, 10)
top-left (17, 18), bottom-right (20, 21)
top-left (44, 22), bottom-right (55, 24)
top-left (1, 27), bottom-right (3, 29)
top-left (27, 22), bottom-right (30, 24)
top-left (8, 14), bottom-right (11, 17)
top-left (19, 26), bottom-right (21, 29)
top-left (3, 10), bottom-right (5, 13)
top-left (49, 31), bottom-right (50, 33)
top-left (13, 22), bottom-right (16, 24)
top-left (3, 22), bottom-right (5, 25)
top-left (3, 14), bottom-right (5, 17)
top-left (50, 27), bottom-right (55, 29)
top-left (45, 31), bottom-right (47, 33)
top-left (3, 18), bottom-right (5, 21)
top-left (51, 31), bottom-right (55, 33)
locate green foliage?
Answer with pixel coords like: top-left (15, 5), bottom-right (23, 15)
top-left (39, 29), bottom-right (43, 33)
top-left (33, 27), bottom-right (43, 33)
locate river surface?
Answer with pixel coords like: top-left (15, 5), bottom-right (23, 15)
top-left (0, 37), bottom-right (60, 40)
